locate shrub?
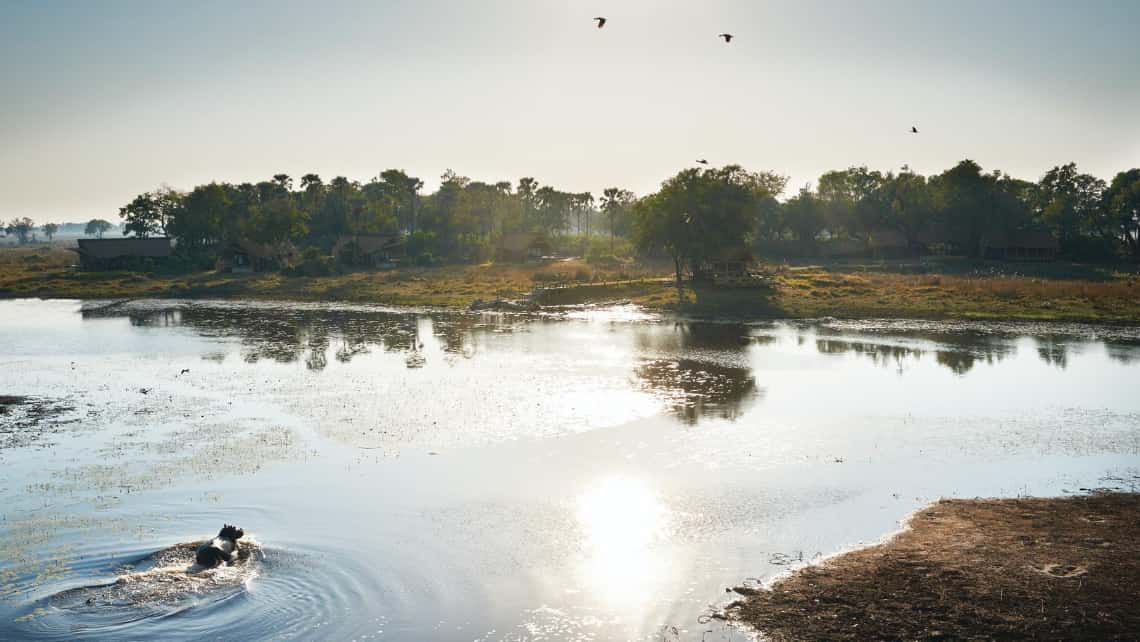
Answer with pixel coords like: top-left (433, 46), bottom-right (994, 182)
top-left (585, 237), bottom-right (633, 264)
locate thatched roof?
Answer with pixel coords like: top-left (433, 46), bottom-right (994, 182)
top-left (75, 237), bottom-right (172, 259)
top-left (333, 234), bottom-right (404, 255)
top-left (497, 232), bottom-right (548, 253)
top-left (226, 240), bottom-right (296, 260)
top-left (706, 246), bottom-right (754, 263)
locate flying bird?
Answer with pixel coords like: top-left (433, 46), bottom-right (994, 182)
top-left (696, 159), bottom-right (709, 165)
top-left (718, 33), bottom-right (734, 43)
top-left (179, 368), bottom-right (190, 376)
top-left (594, 17), bottom-right (606, 29)
top-left (910, 126), bottom-right (919, 134)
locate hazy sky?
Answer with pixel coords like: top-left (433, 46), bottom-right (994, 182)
top-left (2, 0), bottom-right (1138, 222)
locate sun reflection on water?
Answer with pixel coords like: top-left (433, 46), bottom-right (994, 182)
top-left (575, 476), bottom-right (670, 608)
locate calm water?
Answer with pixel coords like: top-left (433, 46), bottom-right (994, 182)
top-left (1, 299), bottom-right (1139, 641)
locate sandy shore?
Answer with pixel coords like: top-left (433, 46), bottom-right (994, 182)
top-left (727, 493), bottom-right (1140, 641)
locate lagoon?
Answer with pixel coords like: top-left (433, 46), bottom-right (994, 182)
top-left (1, 299), bottom-right (1138, 641)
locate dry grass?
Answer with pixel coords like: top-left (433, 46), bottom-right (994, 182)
top-left (727, 493), bottom-right (1140, 641)
top-left (0, 246), bottom-right (75, 268)
top-left (760, 267), bottom-right (1140, 323)
top-left (1, 246), bottom-right (1138, 323)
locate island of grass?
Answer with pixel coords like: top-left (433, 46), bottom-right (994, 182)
top-left (726, 493), bottom-right (1140, 641)
top-left (3, 247), bottom-right (1140, 324)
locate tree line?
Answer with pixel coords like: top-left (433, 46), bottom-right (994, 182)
top-left (7, 160), bottom-right (1138, 277)
top-left (757, 161), bottom-right (1140, 261)
top-left (3, 218), bottom-right (114, 244)
top-left (632, 161), bottom-right (1138, 284)
top-left (111, 171), bottom-right (640, 264)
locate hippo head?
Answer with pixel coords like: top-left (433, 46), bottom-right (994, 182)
top-left (219, 524), bottom-right (244, 540)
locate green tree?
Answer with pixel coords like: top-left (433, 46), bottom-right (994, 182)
top-left (633, 166), bottom-right (761, 286)
top-left (248, 196), bottom-right (308, 245)
top-left (85, 219), bottom-right (113, 238)
top-left (517, 177), bottom-right (541, 231)
top-left (378, 169), bottom-right (423, 234)
top-left (754, 195), bottom-right (784, 241)
top-left (932, 160), bottom-right (992, 257)
top-left (272, 173), bottom-right (293, 192)
top-left (1036, 163), bottom-right (1107, 253)
top-left (816, 166), bottom-right (884, 239)
top-left (6, 217), bottom-right (35, 244)
top-left (879, 170), bottom-right (934, 245)
top-left (535, 186), bottom-right (570, 237)
top-left (1103, 168), bottom-right (1140, 258)
top-left (783, 186), bottom-right (826, 243)
top-left (601, 187), bottom-right (636, 253)
top-left (41, 222), bottom-right (59, 242)
top-left (119, 187), bottom-right (182, 238)
top-left (572, 192), bottom-right (595, 237)
top-left (492, 181), bottom-right (515, 238)
top-left (171, 183), bottom-right (230, 252)
top-left (119, 192), bottom-right (159, 237)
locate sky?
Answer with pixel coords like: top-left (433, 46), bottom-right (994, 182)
top-left (2, 0), bottom-right (1139, 223)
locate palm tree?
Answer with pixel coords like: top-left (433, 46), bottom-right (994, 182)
top-left (300, 173), bottom-right (322, 191)
top-left (272, 173), bottom-right (293, 192)
top-left (601, 188), bottom-right (633, 254)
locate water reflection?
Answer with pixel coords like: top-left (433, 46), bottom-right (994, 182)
top-left (81, 303), bottom-right (486, 371)
top-left (1035, 336), bottom-right (1071, 369)
top-left (74, 302), bottom-right (1140, 426)
top-left (576, 476), bottom-right (668, 607)
top-left (1107, 344), bottom-right (1140, 365)
top-left (817, 339), bottom-right (926, 373)
top-left (814, 333), bottom-right (1014, 375)
top-left (634, 359), bottom-right (760, 424)
top-left (5, 300), bottom-right (1140, 642)
top-left (630, 322), bottom-right (762, 423)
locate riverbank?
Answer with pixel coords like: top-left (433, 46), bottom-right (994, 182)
top-left (2, 248), bottom-right (1139, 323)
top-left (726, 493), bottom-right (1140, 641)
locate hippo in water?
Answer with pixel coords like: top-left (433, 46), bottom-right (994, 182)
top-left (195, 524), bottom-right (244, 568)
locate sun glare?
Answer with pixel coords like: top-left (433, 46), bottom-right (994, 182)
top-left (575, 476), bottom-right (670, 607)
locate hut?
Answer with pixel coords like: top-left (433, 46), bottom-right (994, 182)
top-left (74, 237), bottom-right (172, 270)
top-left (868, 227), bottom-right (915, 258)
top-left (218, 241), bottom-right (297, 273)
top-left (496, 232), bottom-right (550, 262)
top-left (692, 246), bottom-right (766, 287)
top-left (984, 230), bottom-right (1059, 261)
top-left (333, 234), bottom-right (406, 268)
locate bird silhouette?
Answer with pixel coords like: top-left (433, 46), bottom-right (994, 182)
top-left (138, 388), bottom-right (151, 395)
top-left (719, 33), bottom-right (734, 43)
top-left (179, 368), bottom-right (190, 376)
top-left (910, 126), bottom-right (919, 134)
top-left (594, 17), bottom-right (606, 29)
top-left (696, 159), bottom-right (709, 165)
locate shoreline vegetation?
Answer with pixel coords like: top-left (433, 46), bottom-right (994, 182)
top-left (725, 492), bottom-right (1140, 641)
top-left (2, 247), bottom-right (1140, 323)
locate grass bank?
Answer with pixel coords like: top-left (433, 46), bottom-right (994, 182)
top-left (2, 247), bottom-right (1139, 323)
top-left (725, 493), bottom-right (1140, 641)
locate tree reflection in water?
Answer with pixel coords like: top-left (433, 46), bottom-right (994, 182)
top-left (634, 358), bottom-right (760, 424)
top-left (630, 321), bottom-right (762, 424)
top-left (815, 333), bottom-right (1015, 375)
top-left (80, 303), bottom-right (493, 371)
